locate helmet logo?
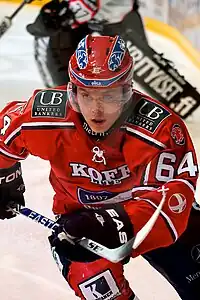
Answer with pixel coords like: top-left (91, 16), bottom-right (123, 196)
top-left (91, 67), bottom-right (103, 74)
top-left (91, 80), bottom-right (102, 86)
top-left (76, 36), bottom-right (88, 69)
top-left (92, 146), bottom-right (106, 165)
top-left (108, 36), bottom-right (126, 71)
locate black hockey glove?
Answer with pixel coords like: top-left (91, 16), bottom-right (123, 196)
top-left (49, 204), bottom-right (134, 262)
top-left (26, 0), bottom-right (75, 37)
top-left (0, 162), bottom-right (25, 220)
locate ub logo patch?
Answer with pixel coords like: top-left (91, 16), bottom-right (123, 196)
top-left (32, 89), bottom-right (68, 118)
top-left (108, 36), bottom-right (126, 71)
top-left (127, 98), bottom-right (171, 133)
top-left (171, 124), bottom-right (185, 145)
top-left (76, 36), bottom-right (88, 69)
top-left (79, 269), bottom-right (120, 300)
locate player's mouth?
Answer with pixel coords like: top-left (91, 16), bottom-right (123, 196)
top-left (91, 119), bottom-right (106, 125)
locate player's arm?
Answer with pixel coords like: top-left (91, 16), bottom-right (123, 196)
top-left (0, 100), bottom-right (30, 220)
top-left (68, 0), bottom-right (138, 26)
top-left (0, 87), bottom-right (70, 220)
top-left (67, 0), bottom-right (100, 26)
top-left (124, 116), bottom-right (198, 257)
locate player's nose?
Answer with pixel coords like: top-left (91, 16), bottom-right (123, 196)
top-left (91, 99), bottom-right (104, 115)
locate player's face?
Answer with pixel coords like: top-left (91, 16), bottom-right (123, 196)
top-left (77, 86), bottom-right (124, 133)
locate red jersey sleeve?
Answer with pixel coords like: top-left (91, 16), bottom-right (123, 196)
top-left (123, 95), bottom-right (198, 257)
top-left (0, 100), bottom-right (30, 168)
top-left (0, 87), bottom-right (71, 168)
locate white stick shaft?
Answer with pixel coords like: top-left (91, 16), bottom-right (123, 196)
top-left (11, 187), bottom-right (167, 263)
top-left (132, 189), bottom-right (167, 249)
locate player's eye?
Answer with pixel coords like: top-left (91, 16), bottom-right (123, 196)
top-left (103, 95), bottom-right (113, 102)
top-left (80, 93), bottom-right (91, 100)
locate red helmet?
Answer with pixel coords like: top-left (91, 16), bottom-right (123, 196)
top-left (68, 35), bottom-right (134, 88)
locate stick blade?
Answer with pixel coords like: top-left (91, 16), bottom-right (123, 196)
top-left (79, 237), bottom-right (135, 263)
top-left (0, 17), bottom-right (12, 38)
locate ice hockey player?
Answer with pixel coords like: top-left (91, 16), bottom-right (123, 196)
top-left (0, 35), bottom-right (199, 300)
top-left (27, 0), bottom-right (147, 87)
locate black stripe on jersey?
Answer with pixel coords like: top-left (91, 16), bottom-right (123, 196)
top-left (144, 200), bottom-right (177, 242)
top-left (6, 130), bottom-right (21, 146)
top-left (159, 213), bottom-right (177, 242)
top-left (187, 179), bottom-right (197, 190)
top-left (122, 128), bottom-right (165, 150)
top-left (21, 124), bottom-right (75, 130)
top-left (0, 149), bottom-right (25, 160)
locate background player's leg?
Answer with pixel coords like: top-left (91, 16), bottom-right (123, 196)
top-left (35, 24), bottom-right (89, 87)
top-left (102, 9), bottom-right (148, 46)
top-left (143, 204), bottom-right (200, 300)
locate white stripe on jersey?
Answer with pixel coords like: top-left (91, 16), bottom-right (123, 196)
top-left (136, 197), bottom-right (179, 241)
top-left (125, 126), bottom-right (167, 149)
top-left (4, 122), bottom-right (75, 145)
top-left (168, 178), bottom-right (195, 194)
top-left (0, 147), bottom-right (27, 160)
top-left (4, 126), bottom-right (21, 145)
top-left (22, 122), bottom-right (75, 127)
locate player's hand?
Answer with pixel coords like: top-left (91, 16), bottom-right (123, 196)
top-left (49, 204), bottom-right (134, 262)
top-left (0, 162), bottom-right (25, 220)
top-left (26, 0), bottom-right (74, 37)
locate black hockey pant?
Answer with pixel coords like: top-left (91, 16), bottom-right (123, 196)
top-left (143, 203), bottom-right (200, 300)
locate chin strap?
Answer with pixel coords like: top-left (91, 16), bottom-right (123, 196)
top-left (81, 116), bottom-right (109, 140)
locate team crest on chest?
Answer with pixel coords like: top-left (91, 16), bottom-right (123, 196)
top-left (92, 146), bottom-right (106, 165)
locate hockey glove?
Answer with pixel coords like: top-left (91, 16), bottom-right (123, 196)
top-left (26, 0), bottom-right (75, 37)
top-left (49, 204), bottom-right (134, 262)
top-left (0, 162), bottom-right (25, 220)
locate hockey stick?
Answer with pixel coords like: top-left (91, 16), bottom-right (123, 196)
top-left (132, 186), bottom-right (168, 249)
top-left (12, 186), bottom-right (168, 263)
top-left (0, 0), bottom-right (33, 38)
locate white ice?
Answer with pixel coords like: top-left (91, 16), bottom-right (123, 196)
top-left (0, 3), bottom-right (200, 299)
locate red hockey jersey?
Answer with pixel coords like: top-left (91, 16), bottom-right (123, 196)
top-left (0, 86), bottom-right (198, 257)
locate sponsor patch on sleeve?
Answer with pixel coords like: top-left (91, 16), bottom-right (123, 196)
top-left (79, 269), bottom-right (120, 300)
top-left (168, 193), bottom-right (187, 214)
top-left (171, 123), bottom-right (185, 145)
top-left (32, 89), bottom-right (68, 118)
top-left (127, 98), bottom-right (171, 133)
